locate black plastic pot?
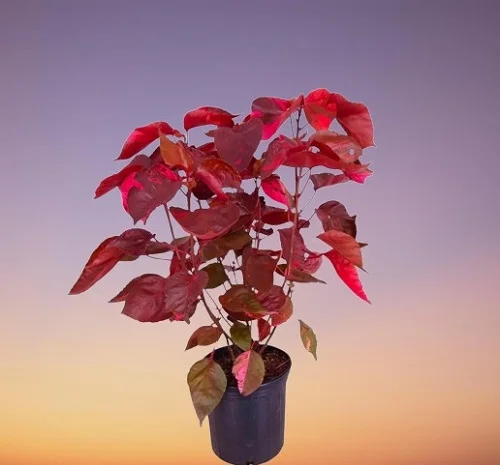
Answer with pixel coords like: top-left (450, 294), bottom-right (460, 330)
top-left (208, 346), bottom-right (292, 465)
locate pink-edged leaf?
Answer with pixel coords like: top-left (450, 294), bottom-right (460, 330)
top-left (196, 158), bottom-right (241, 200)
top-left (201, 230), bottom-right (252, 261)
top-left (310, 173), bottom-right (350, 190)
top-left (112, 274), bottom-right (169, 322)
top-left (331, 93), bottom-right (375, 148)
top-left (124, 163), bottom-right (182, 224)
top-left (219, 285), bottom-right (268, 321)
top-left (69, 237), bottom-right (123, 294)
top-left (232, 350), bottom-right (265, 396)
top-left (187, 357), bottom-right (227, 425)
top-left (185, 326), bottom-right (223, 350)
top-left (213, 118), bottom-right (263, 172)
top-left (318, 229), bottom-right (363, 268)
top-left (184, 106), bottom-right (237, 131)
top-left (159, 133), bottom-right (194, 172)
top-left (299, 319), bottom-right (318, 360)
top-left (257, 285), bottom-right (287, 313)
top-left (94, 155), bottom-right (150, 198)
top-left (270, 296), bottom-right (293, 326)
top-left (257, 318), bottom-right (271, 341)
top-left (279, 227), bottom-right (323, 274)
top-left (309, 131), bottom-right (363, 163)
top-left (304, 88), bottom-right (338, 131)
top-left (230, 321), bottom-right (252, 351)
top-left (113, 228), bottom-right (155, 256)
top-left (324, 249), bottom-right (370, 303)
top-left (242, 248), bottom-right (279, 293)
top-left (164, 270), bottom-right (208, 322)
top-left (259, 136), bottom-right (295, 179)
top-left (343, 162), bottom-right (373, 183)
top-left (117, 122), bottom-right (183, 160)
top-left (261, 174), bottom-right (294, 208)
top-left (316, 200), bottom-right (357, 237)
top-left (250, 96), bottom-right (303, 140)
top-left (276, 264), bottom-right (326, 284)
top-left (170, 202), bottom-right (240, 240)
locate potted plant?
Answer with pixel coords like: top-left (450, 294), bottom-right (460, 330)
top-left (69, 88), bottom-right (374, 465)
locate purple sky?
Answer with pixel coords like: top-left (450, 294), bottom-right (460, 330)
top-left (1, 1), bottom-right (499, 464)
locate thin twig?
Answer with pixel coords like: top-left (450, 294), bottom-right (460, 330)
top-left (163, 204), bottom-right (176, 240)
top-left (201, 293), bottom-right (233, 343)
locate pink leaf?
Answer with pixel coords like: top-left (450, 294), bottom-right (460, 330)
top-left (270, 297), bottom-right (293, 326)
top-left (259, 136), bottom-right (295, 179)
top-left (309, 131), bottom-right (362, 163)
top-left (318, 229), bottom-right (363, 268)
top-left (113, 228), bottom-right (155, 256)
top-left (261, 174), bottom-right (293, 208)
top-left (184, 106), bottom-right (237, 131)
top-left (124, 163), bottom-right (182, 224)
top-left (279, 227), bottom-right (322, 274)
top-left (324, 249), bottom-right (370, 303)
top-left (250, 96), bottom-right (303, 140)
top-left (242, 248), bottom-right (279, 293)
top-left (316, 200), bottom-right (357, 237)
top-left (232, 350), bottom-right (265, 396)
top-left (213, 118), bottom-right (263, 172)
top-left (170, 202), bottom-right (240, 240)
top-left (164, 270), bottom-right (208, 322)
top-left (116, 122), bottom-right (183, 160)
top-left (310, 173), bottom-right (350, 190)
top-left (257, 318), bottom-right (271, 341)
top-left (257, 285), bottom-right (287, 313)
top-left (196, 158), bottom-right (241, 200)
top-left (304, 88), bottom-right (338, 131)
top-left (94, 155), bottom-right (150, 198)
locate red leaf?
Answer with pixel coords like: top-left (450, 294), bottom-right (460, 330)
top-left (279, 227), bottom-right (322, 274)
top-left (259, 136), bottom-right (295, 179)
top-left (260, 205), bottom-right (292, 225)
top-left (113, 228), bottom-right (155, 256)
top-left (219, 285), bottom-right (268, 321)
top-left (213, 118), bottom-right (263, 172)
top-left (170, 202), bottom-right (240, 240)
top-left (159, 134), bottom-right (194, 172)
top-left (309, 131), bottom-right (362, 163)
top-left (316, 200), bottom-right (357, 237)
top-left (304, 89), bottom-right (338, 131)
top-left (184, 106), bottom-right (237, 131)
top-left (69, 237), bottom-right (123, 295)
top-left (232, 350), bottom-right (265, 396)
top-left (257, 285), bottom-right (287, 313)
top-left (261, 174), bottom-right (293, 208)
top-left (116, 122), bottom-right (183, 160)
top-left (124, 163), bottom-right (182, 224)
top-left (242, 248), bottom-right (279, 293)
top-left (324, 249), bottom-right (370, 303)
top-left (310, 173), bottom-right (349, 190)
top-left (257, 318), bottom-right (271, 341)
top-left (331, 93), bottom-right (375, 148)
top-left (196, 158), bottom-right (241, 200)
top-left (94, 155), bottom-right (150, 199)
top-left (185, 326), bottom-right (223, 350)
top-left (109, 273), bottom-right (161, 302)
top-left (270, 297), bottom-right (293, 326)
top-left (250, 96), bottom-right (303, 140)
top-left (318, 230), bottom-right (363, 268)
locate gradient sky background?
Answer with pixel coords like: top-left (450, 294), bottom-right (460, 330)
top-left (1, 1), bottom-right (499, 464)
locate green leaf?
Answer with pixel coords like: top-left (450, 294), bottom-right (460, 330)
top-left (187, 358), bottom-right (227, 425)
top-left (202, 262), bottom-right (228, 289)
top-left (219, 285), bottom-right (267, 316)
top-left (232, 350), bottom-right (265, 396)
top-left (201, 230), bottom-right (252, 261)
top-left (230, 321), bottom-right (252, 350)
top-left (276, 264), bottom-right (326, 284)
top-left (185, 326), bottom-right (223, 350)
top-left (299, 319), bottom-right (318, 360)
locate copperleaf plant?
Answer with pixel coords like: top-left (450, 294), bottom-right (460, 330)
top-left (70, 88), bottom-right (375, 425)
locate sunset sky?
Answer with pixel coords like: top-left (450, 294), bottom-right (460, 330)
top-left (1, 1), bottom-right (499, 464)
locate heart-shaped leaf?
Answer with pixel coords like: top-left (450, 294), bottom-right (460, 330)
top-left (304, 88), bottom-right (338, 131)
top-left (257, 318), bottom-right (271, 341)
top-left (187, 358), bottom-right (227, 425)
top-left (201, 230), bottom-right (252, 261)
top-left (185, 326), bottom-right (223, 350)
top-left (318, 229), bottom-right (363, 268)
top-left (316, 200), bottom-right (357, 237)
top-left (232, 350), bottom-right (265, 396)
top-left (170, 202), bottom-right (240, 240)
top-left (230, 321), bottom-right (252, 351)
top-left (299, 319), bottom-right (318, 360)
top-left (117, 122), bottom-right (183, 160)
top-left (184, 106), bottom-right (237, 131)
top-left (214, 118), bottom-right (263, 172)
top-left (202, 262), bottom-right (228, 289)
top-left (324, 249), bottom-right (370, 303)
top-left (159, 133), bottom-right (193, 172)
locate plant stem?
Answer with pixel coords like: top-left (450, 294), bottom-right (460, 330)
top-left (259, 326), bottom-right (277, 355)
top-left (163, 204), bottom-right (176, 240)
top-left (201, 293), bottom-right (233, 343)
